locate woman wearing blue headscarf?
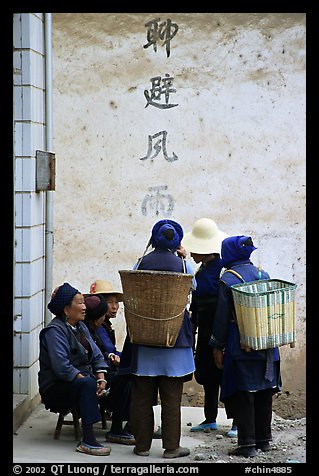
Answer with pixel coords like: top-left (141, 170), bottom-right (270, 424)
top-left (118, 219), bottom-right (195, 459)
top-left (38, 283), bottom-right (111, 456)
top-left (209, 236), bottom-right (282, 458)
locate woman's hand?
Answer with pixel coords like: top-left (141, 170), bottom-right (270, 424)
top-left (96, 378), bottom-right (107, 397)
top-left (75, 373), bottom-right (85, 379)
top-left (108, 353), bottom-right (120, 366)
top-left (213, 348), bottom-right (224, 369)
top-left (176, 245), bottom-right (187, 259)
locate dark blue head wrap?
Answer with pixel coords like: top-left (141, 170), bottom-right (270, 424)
top-left (221, 235), bottom-right (257, 268)
top-left (47, 282), bottom-right (79, 316)
top-left (150, 219), bottom-right (184, 252)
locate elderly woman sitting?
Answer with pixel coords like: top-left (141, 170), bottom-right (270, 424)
top-left (38, 282), bottom-right (111, 456)
top-left (83, 293), bottom-right (135, 445)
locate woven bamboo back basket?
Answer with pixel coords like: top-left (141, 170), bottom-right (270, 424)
top-left (118, 270), bottom-right (193, 347)
top-left (231, 279), bottom-right (297, 350)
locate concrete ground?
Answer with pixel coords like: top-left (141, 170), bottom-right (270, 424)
top-left (13, 404), bottom-right (231, 464)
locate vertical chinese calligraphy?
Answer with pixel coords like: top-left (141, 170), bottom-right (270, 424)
top-left (140, 17), bottom-right (180, 217)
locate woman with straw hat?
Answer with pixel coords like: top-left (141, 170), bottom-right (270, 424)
top-left (88, 280), bottom-right (124, 368)
top-left (181, 218), bottom-right (237, 437)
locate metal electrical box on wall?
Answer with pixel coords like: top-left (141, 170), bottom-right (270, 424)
top-left (36, 150), bottom-right (56, 191)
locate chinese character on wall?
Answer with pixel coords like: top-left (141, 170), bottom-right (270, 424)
top-left (139, 130), bottom-right (178, 162)
top-left (141, 185), bottom-right (174, 216)
top-left (144, 18), bottom-right (179, 58)
top-left (144, 74), bottom-right (178, 109)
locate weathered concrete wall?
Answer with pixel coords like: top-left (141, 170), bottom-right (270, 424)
top-left (51, 13), bottom-right (306, 395)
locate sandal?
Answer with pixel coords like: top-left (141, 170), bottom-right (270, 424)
top-left (76, 442), bottom-right (111, 456)
top-left (190, 421), bottom-right (218, 432)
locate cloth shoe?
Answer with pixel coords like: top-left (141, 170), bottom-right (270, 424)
top-left (256, 442), bottom-right (271, 452)
top-left (133, 447), bottom-right (150, 456)
top-left (226, 428), bottom-right (238, 437)
top-left (190, 421), bottom-right (218, 432)
top-left (106, 430), bottom-right (135, 445)
top-left (163, 447), bottom-right (190, 459)
top-left (228, 446), bottom-right (257, 457)
top-left (76, 442), bottom-right (111, 456)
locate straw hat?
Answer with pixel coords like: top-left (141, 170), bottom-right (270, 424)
top-left (89, 280), bottom-right (123, 302)
top-left (181, 218), bottom-right (229, 255)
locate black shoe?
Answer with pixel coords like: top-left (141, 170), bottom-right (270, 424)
top-left (256, 442), bottom-right (271, 452)
top-left (229, 446), bottom-right (258, 457)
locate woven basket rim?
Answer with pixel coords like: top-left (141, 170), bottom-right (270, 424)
top-left (231, 278), bottom-right (297, 296)
top-left (119, 269), bottom-right (193, 277)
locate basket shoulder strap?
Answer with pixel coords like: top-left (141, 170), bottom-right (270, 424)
top-left (222, 269), bottom-right (245, 282)
top-left (135, 238), bottom-right (152, 270)
top-left (221, 269), bottom-right (251, 352)
top-left (181, 257), bottom-right (186, 273)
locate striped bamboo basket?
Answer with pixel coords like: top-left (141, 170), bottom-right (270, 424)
top-left (118, 270), bottom-right (193, 347)
top-left (231, 279), bottom-right (297, 350)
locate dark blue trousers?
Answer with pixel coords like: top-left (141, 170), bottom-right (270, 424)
top-left (42, 376), bottom-right (101, 426)
top-left (226, 388), bottom-right (273, 446)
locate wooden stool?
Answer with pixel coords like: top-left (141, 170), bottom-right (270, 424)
top-left (54, 409), bottom-right (81, 440)
top-left (100, 405), bottom-right (112, 430)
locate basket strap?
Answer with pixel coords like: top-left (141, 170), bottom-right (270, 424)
top-left (123, 305), bottom-right (184, 321)
top-left (222, 269), bottom-right (245, 282)
top-left (181, 257), bottom-right (186, 273)
top-left (222, 270), bottom-right (246, 347)
top-left (135, 238), bottom-right (152, 270)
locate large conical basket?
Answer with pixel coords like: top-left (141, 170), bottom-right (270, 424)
top-left (119, 270), bottom-right (193, 347)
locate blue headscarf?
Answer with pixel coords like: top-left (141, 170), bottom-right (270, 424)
top-left (150, 219), bottom-right (184, 252)
top-left (221, 235), bottom-right (257, 268)
top-left (47, 282), bottom-right (79, 316)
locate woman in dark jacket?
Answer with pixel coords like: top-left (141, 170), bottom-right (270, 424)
top-left (209, 236), bottom-right (282, 458)
top-left (119, 219), bottom-right (195, 459)
top-left (38, 282), bottom-right (111, 456)
top-left (182, 218), bottom-right (237, 436)
top-left (83, 293), bottom-right (134, 445)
